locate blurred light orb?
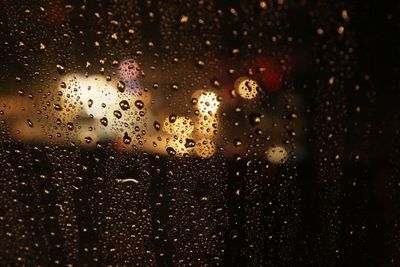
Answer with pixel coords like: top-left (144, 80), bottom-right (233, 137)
top-left (118, 59), bottom-right (140, 81)
top-left (195, 138), bottom-right (216, 158)
top-left (163, 116), bottom-right (194, 136)
top-left (60, 74), bottom-right (119, 119)
top-left (195, 115), bottom-right (218, 138)
top-left (166, 137), bottom-right (193, 157)
top-left (234, 77), bottom-right (259, 99)
top-left (58, 73), bottom-right (86, 121)
top-left (192, 90), bottom-right (221, 114)
top-left (124, 80), bottom-right (152, 107)
top-left (266, 145), bottom-right (288, 164)
top-left (124, 79), bottom-right (141, 95)
top-left (80, 75), bottom-right (118, 118)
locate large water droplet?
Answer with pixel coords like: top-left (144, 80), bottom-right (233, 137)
top-left (123, 132), bottom-right (131, 144)
top-left (117, 81), bottom-right (125, 92)
top-left (114, 110), bottom-right (122, 119)
top-left (134, 100), bottom-right (144, 110)
top-left (100, 117), bottom-right (108, 126)
top-left (53, 103), bottom-right (63, 111)
top-left (169, 114), bottom-right (177, 123)
top-left (185, 138), bottom-right (196, 148)
top-left (119, 100), bottom-right (130, 110)
top-left (166, 147), bottom-right (176, 156)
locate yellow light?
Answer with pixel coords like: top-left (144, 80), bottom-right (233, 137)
top-left (234, 77), bottom-right (259, 99)
top-left (163, 116), bottom-right (194, 136)
top-left (166, 137), bottom-right (194, 157)
top-left (266, 145), bottom-right (288, 164)
top-left (194, 114), bottom-right (218, 138)
top-left (194, 138), bottom-right (216, 158)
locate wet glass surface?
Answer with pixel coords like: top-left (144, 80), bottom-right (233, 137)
top-left (0, 0), bottom-right (399, 266)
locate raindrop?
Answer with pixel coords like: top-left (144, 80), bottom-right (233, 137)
top-left (169, 114), bottom-right (177, 123)
top-left (114, 110), bottom-right (122, 119)
top-left (196, 60), bottom-right (205, 68)
top-left (184, 138), bottom-right (196, 148)
top-left (234, 139), bottom-right (242, 147)
top-left (56, 64), bottom-right (65, 74)
top-left (249, 113), bottom-right (262, 126)
top-left (123, 132), bottom-right (131, 144)
top-left (53, 103), bottom-right (63, 111)
top-left (100, 117), bottom-right (108, 126)
top-left (67, 122), bottom-right (74, 130)
top-left (171, 84), bottom-right (179, 91)
top-left (135, 100), bottom-right (144, 110)
top-left (154, 121), bottom-right (161, 131)
top-left (27, 119), bottom-right (33, 127)
top-left (166, 147), bottom-right (176, 156)
top-left (117, 81), bottom-right (125, 92)
top-left (119, 100), bottom-right (130, 110)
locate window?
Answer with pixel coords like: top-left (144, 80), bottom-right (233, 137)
top-left (0, 0), bottom-right (398, 266)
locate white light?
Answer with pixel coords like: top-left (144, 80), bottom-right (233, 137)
top-left (80, 75), bottom-right (118, 118)
top-left (193, 90), bottom-right (220, 114)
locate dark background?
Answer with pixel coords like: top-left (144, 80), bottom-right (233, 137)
top-left (0, 0), bottom-right (399, 266)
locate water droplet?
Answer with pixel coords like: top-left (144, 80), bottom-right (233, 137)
top-left (154, 121), bottom-right (161, 131)
top-left (56, 64), bottom-right (65, 75)
top-left (84, 136), bottom-right (92, 144)
top-left (114, 110), bottom-right (122, 119)
top-left (119, 100), bottom-right (130, 110)
top-left (88, 99), bottom-right (93, 108)
top-left (234, 139), bottom-right (242, 147)
top-left (196, 60), bottom-right (205, 68)
top-left (171, 84), bottom-right (179, 91)
top-left (166, 147), bottom-right (176, 156)
top-left (185, 138), bottom-right (196, 148)
top-left (123, 132), bottom-right (131, 144)
top-left (67, 122), bottom-right (74, 130)
top-left (211, 78), bottom-right (220, 88)
top-left (249, 113), bottom-right (262, 126)
top-left (117, 81), bottom-right (125, 92)
top-left (27, 119), bottom-right (33, 127)
top-left (100, 117), bottom-right (108, 126)
top-left (134, 100), bottom-right (144, 110)
top-left (169, 114), bottom-right (177, 123)
top-left (53, 103), bottom-right (63, 111)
